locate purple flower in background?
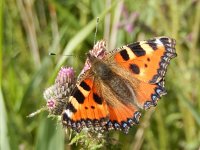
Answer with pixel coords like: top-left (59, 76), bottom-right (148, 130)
top-left (118, 6), bottom-right (139, 33)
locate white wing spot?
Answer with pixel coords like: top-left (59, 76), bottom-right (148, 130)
top-left (155, 39), bottom-right (163, 45)
top-left (64, 109), bottom-right (73, 118)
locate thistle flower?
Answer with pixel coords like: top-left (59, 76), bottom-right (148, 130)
top-left (43, 67), bottom-right (76, 115)
top-left (55, 67), bottom-right (75, 86)
top-left (89, 40), bottom-right (107, 59)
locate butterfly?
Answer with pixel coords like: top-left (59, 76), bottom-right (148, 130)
top-left (62, 37), bottom-right (176, 134)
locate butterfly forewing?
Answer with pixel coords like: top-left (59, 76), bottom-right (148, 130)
top-left (114, 37), bottom-right (176, 83)
top-left (113, 37), bottom-right (176, 109)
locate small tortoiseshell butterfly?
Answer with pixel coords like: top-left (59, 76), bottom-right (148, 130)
top-left (62, 37), bottom-right (176, 134)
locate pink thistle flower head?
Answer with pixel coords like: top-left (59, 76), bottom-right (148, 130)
top-left (55, 67), bottom-right (75, 85)
top-left (43, 66), bottom-right (76, 115)
top-left (89, 40), bottom-right (107, 59)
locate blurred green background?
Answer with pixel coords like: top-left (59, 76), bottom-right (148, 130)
top-left (1, 0), bottom-right (200, 149)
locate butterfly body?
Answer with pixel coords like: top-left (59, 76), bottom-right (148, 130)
top-left (88, 53), bottom-right (137, 108)
top-left (62, 37), bottom-right (176, 133)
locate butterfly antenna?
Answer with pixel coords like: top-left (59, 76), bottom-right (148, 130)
top-left (94, 17), bottom-right (100, 45)
top-left (49, 52), bottom-right (75, 57)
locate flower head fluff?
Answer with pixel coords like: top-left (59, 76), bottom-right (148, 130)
top-left (43, 67), bottom-right (76, 115)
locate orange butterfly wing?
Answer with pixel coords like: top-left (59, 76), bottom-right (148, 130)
top-left (105, 103), bottom-right (141, 133)
top-left (114, 37), bottom-right (176, 109)
top-left (62, 77), bottom-right (109, 132)
top-left (62, 77), bottom-right (141, 133)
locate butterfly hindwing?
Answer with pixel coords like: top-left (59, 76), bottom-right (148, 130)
top-left (62, 72), bottom-right (142, 133)
top-left (96, 79), bottom-right (141, 132)
top-left (106, 103), bottom-right (141, 133)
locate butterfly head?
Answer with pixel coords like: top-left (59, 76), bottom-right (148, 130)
top-left (86, 52), bottom-right (103, 63)
top-left (86, 52), bottom-right (113, 81)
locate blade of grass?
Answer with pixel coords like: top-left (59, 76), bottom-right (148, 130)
top-left (109, 0), bottom-right (123, 50)
top-left (0, 0), bottom-right (3, 85)
top-left (0, 0), bottom-right (10, 149)
top-left (155, 104), bottom-right (168, 150)
top-left (0, 89), bottom-right (11, 150)
top-left (19, 27), bottom-right (67, 111)
top-left (16, 0), bottom-right (40, 67)
top-left (178, 92), bottom-right (200, 125)
top-left (35, 116), bottom-right (64, 150)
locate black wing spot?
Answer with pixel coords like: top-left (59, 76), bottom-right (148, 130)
top-left (147, 57), bottom-right (150, 61)
top-left (130, 64), bottom-right (140, 74)
top-left (128, 43), bottom-right (146, 57)
top-left (66, 103), bottom-right (77, 113)
top-left (160, 37), bottom-right (170, 44)
top-left (80, 81), bottom-right (91, 91)
top-left (120, 50), bottom-right (129, 61)
top-left (144, 64), bottom-right (148, 68)
top-left (62, 112), bottom-right (69, 121)
top-left (73, 87), bottom-right (85, 104)
top-left (91, 106), bottom-right (95, 109)
top-left (148, 40), bottom-right (158, 50)
top-left (93, 93), bottom-right (102, 104)
top-left (85, 106), bottom-right (88, 109)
